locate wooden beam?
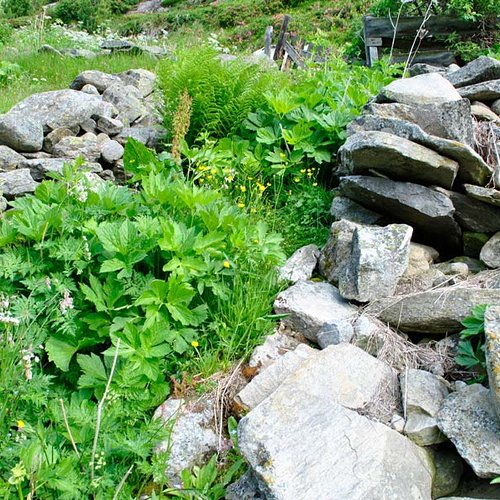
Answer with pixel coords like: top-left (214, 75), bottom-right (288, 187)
top-left (273, 14), bottom-right (290, 61)
top-left (264, 26), bottom-right (273, 57)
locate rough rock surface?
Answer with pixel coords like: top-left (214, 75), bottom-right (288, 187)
top-left (52, 133), bottom-right (100, 162)
top-left (101, 140), bottom-right (124, 163)
top-left (400, 368), bottom-right (449, 445)
top-left (338, 176), bottom-right (462, 252)
top-left (360, 99), bottom-right (474, 146)
top-left (480, 232), bottom-right (500, 268)
top-left (0, 145), bottom-right (25, 171)
top-left (8, 89), bottom-right (115, 132)
top-left (235, 344), bottom-right (317, 411)
top-left (339, 131), bottom-right (459, 188)
top-left (339, 223), bottom-right (413, 302)
top-left (428, 448), bottom-right (464, 499)
top-left (154, 397), bottom-right (218, 486)
top-left (0, 114), bottom-right (44, 152)
top-left (471, 101), bottom-right (500, 122)
top-left (239, 345), bottom-right (431, 500)
top-left (118, 69), bottom-right (156, 97)
top-left (0, 168), bottom-right (39, 197)
top-left (464, 184), bottom-right (500, 207)
top-left (485, 306), bottom-right (500, 419)
top-left (43, 127), bottom-right (75, 154)
top-left (348, 112), bottom-right (489, 184)
top-left (330, 195), bottom-right (386, 224)
top-left (446, 56), bottom-right (500, 88)
top-left (248, 332), bottom-right (301, 370)
top-left (316, 320), bottom-right (354, 348)
top-left (278, 244), bottom-right (319, 283)
top-left (433, 187), bottom-right (500, 233)
top-left (377, 72), bottom-right (462, 105)
top-left (70, 70), bottom-right (121, 93)
top-left (102, 83), bottom-right (146, 124)
top-left (405, 242), bottom-right (439, 276)
top-left (437, 384), bottom-right (500, 478)
top-left (366, 287), bottom-right (500, 333)
top-left (459, 79), bottom-right (500, 101)
top-left (273, 280), bottom-right (358, 343)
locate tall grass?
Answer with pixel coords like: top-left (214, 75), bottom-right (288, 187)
top-left (0, 52), bottom-right (157, 112)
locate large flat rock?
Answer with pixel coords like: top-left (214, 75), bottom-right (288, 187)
top-left (366, 287), bottom-right (500, 334)
top-left (0, 168), bottom-right (39, 198)
top-left (0, 113), bottom-right (43, 152)
top-left (437, 384), bottom-right (500, 478)
top-left (239, 345), bottom-right (431, 500)
top-left (480, 232), bottom-right (500, 268)
top-left (433, 187), bottom-right (500, 233)
top-left (446, 56), bottom-right (500, 88)
top-left (459, 79), bottom-right (500, 101)
top-left (338, 175), bottom-right (462, 252)
top-left (348, 113), bottom-right (491, 185)
top-left (361, 99), bottom-right (474, 146)
top-left (273, 280), bottom-right (358, 343)
top-left (7, 89), bottom-right (115, 132)
top-left (339, 131), bottom-right (459, 188)
top-left (377, 73), bottom-right (462, 105)
top-left (464, 184), bottom-right (500, 207)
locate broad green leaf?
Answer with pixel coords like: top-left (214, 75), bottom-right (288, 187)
top-left (77, 353), bottom-right (107, 389)
top-left (46, 337), bottom-right (79, 372)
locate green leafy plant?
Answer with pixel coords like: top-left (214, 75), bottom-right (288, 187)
top-left (456, 304), bottom-right (488, 381)
top-left (158, 46), bottom-right (286, 143)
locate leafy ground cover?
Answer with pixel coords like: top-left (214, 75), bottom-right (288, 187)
top-left (0, 43), bottom-right (399, 496)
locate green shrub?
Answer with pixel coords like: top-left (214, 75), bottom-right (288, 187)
top-left (158, 46), bottom-right (285, 143)
top-left (53, 0), bottom-right (98, 32)
top-left (0, 61), bottom-right (22, 86)
top-left (1, 0), bottom-right (41, 18)
top-left (0, 141), bottom-right (284, 497)
top-left (0, 19), bottom-right (13, 45)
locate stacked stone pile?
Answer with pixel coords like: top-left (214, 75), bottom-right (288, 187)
top-left (0, 68), bottom-right (164, 207)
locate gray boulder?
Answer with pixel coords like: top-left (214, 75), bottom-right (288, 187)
top-left (8, 90), bottom-right (116, 132)
top-left (278, 244), bottom-right (319, 283)
top-left (359, 99), bottom-right (474, 146)
top-left (81, 84), bottom-right (100, 95)
top-left (52, 133), bottom-right (100, 162)
top-left (429, 448), bottom-right (464, 499)
top-left (437, 384), bottom-right (500, 478)
top-left (239, 345), bottom-right (431, 500)
top-left (409, 63), bottom-right (447, 76)
top-left (433, 187), bottom-right (500, 233)
top-left (273, 280), bottom-right (358, 343)
top-left (96, 116), bottom-right (124, 136)
top-left (0, 168), bottom-right (39, 198)
top-left (316, 320), bottom-right (354, 348)
top-left (102, 83), bottom-right (146, 125)
top-left (349, 113), bottom-right (490, 185)
top-left (101, 140), bottom-right (124, 163)
top-left (235, 344), bottom-right (318, 411)
top-left (377, 72), bottom-right (462, 105)
top-left (0, 195), bottom-right (6, 212)
top-left (43, 127), bottom-right (75, 154)
top-left (485, 306), bottom-right (500, 419)
top-left (464, 184), bottom-right (500, 207)
top-left (248, 332), bottom-right (301, 370)
top-left (154, 397), bottom-right (218, 486)
top-left (366, 287), bottom-right (500, 334)
top-left (338, 176), bottom-right (462, 252)
top-left (459, 79), bottom-right (500, 101)
top-left (0, 145), bottom-right (25, 172)
top-left (70, 70), bottom-right (121, 93)
top-left (339, 131), bottom-right (459, 189)
top-left (0, 114), bottom-right (44, 152)
top-left (330, 195), bottom-right (386, 224)
top-left (118, 69), bottom-right (156, 97)
top-left (480, 232), bottom-right (500, 268)
top-left (338, 223), bottom-right (412, 302)
top-left (447, 56), bottom-right (500, 88)
top-left (471, 101), bottom-right (500, 122)
top-left (405, 242), bottom-right (439, 276)
top-left (400, 368), bottom-right (449, 445)
top-left (115, 126), bottom-right (164, 148)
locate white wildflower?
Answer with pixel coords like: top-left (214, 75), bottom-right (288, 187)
top-left (60, 290), bottom-right (74, 315)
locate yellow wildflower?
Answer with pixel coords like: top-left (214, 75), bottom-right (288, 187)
top-left (313, 182), bottom-right (318, 186)
top-left (294, 178), bottom-right (300, 183)
top-left (223, 260), bottom-right (231, 268)
top-left (191, 341), bottom-right (199, 348)
top-left (238, 202), bottom-right (245, 208)
top-left (240, 185), bottom-right (247, 193)
top-left (279, 152), bottom-right (286, 158)
top-left (17, 420), bottom-right (25, 430)
top-left (211, 168), bottom-right (217, 174)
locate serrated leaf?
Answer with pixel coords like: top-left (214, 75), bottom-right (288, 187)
top-left (77, 353), bottom-right (107, 389)
top-left (167, 303), bottom-right (208, 326)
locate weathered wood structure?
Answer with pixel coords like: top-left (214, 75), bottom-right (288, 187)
top-left (364, 15), bottom-right (498, 67)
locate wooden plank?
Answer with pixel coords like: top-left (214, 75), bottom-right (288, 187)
top-left (364, 15), bottom-right (491, 39)
top-left (284, 40), bottom-right (306, 69)
top-left (264, 26), bottom-right (273, 57)
top-left (273, 14), bottom-right (290, 61)
top-left (391, 49), bottom-right (456, 66)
